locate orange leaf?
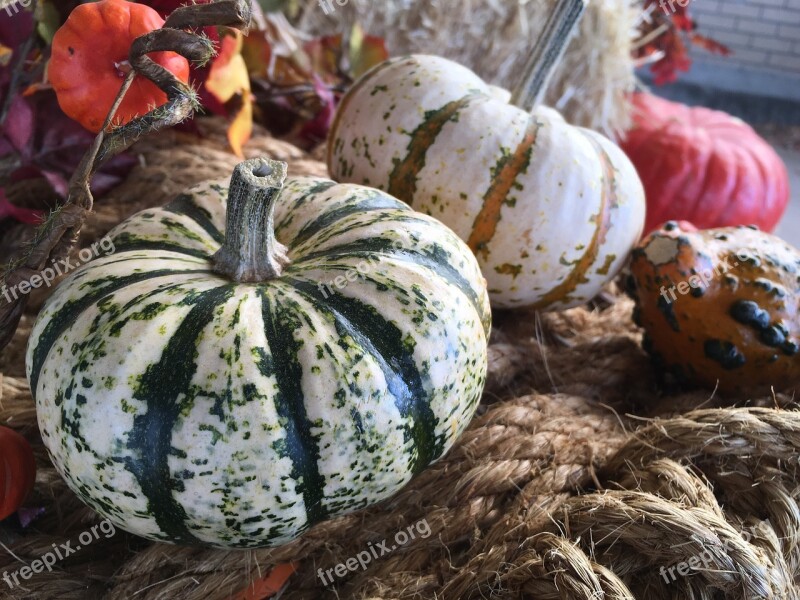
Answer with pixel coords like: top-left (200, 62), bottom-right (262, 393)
top-left (230, 562), bottom-right (298, 600)
top-left (206, 31), bottom-right (253, 157)
top-left (22, 82), bottom-right (52, 96)
top-left (0, 43), bottom-right (12, 67)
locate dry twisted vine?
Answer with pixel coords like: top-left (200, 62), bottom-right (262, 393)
top-left (0, 0), bottom-right (251, 349)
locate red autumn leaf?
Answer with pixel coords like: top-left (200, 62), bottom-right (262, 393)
top-left (635, 0), bottom-right (729, 85)
top-left (0, 190), bottom-right (44, 224)
top-left (672, 12), bottom-right (693, 32)
top-left (304, 35), bottom-right (341, 85)
top-left (689, 33), bottom-right (732, 56)
top-left (296, 74), bottom-right (336, 147)
top-left (242, 14), bottom-right (312, 87)
top-left (0, 91), bottom-right (137, 198)
top-left (243, 17), bottom-right (388, 148)
top-left (0, 2), bottom-right (34, 49)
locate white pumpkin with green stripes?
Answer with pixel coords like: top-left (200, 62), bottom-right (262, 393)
top-left (26, 158), bottom-right (490, 548)
top-left (327, 1), bottom-right (645, 311)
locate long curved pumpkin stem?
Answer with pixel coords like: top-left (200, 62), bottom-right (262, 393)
top-left (213, 158), bottom-right (290, 283)
top-left (509, 0), bottom-right (586, 113)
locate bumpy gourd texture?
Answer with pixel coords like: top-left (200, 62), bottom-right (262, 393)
top-left (629, 222), bottom-right (800, 392)
top-left (26, 177), bottom-right (491, 548)
top-left (327, 54), bottom-right (646, 310)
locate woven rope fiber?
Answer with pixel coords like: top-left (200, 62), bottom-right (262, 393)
top-left (1, 121), bottom-right (799, 600)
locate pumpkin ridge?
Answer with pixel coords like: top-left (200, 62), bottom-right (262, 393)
top-left (287, 278), bottom-right (439, 474)
top-left (166, 194), bottom-right (225, 244)
top-left (290, 192), bottom-right (405, 249)
top-left (293, 236), bottom-right (487, 326)
top-left (387, 93), bottom-right (487, 202)
top-left (49, 279), bottom-right (209, 496)
top-left (29, 268), bottom-right (216, 396)
top-left (279, 180), bottom-right (338, 217)
top-left (274, 180), bottom-right (338, 236)
top-left (124, 284), bottom-right (236, 544)
top-left (290, 210), bottom-right (413, 255)
top-left (111, 236), bottom-right (213, 259)
top-left (531, 133), bottom-right (616, 309)
top-left (683, 139), bottom-right (717, 227)
top-left (256, 287), bottom-right (329, 526)
top-left (466, 117), bottom-right (541, 259)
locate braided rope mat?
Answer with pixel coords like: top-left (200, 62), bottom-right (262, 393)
top-left (1, 121), bottom-right (799, 600)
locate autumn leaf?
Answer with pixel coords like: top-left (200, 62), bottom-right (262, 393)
top-left (205, 31), bottom-right (253, 157)
top-left (1, 92), bottom-right (136, 198)
top-left (242, 13), bottom-right (311, 86)
top-left (0, 43), bottom-right (12, 68)
top-left (229, 562), bottom-right (297, 600)
top-left (690, 33), bottom-right (731, 56)
top-left (0, 190), bottom-right (44, 224)
top-left (304, 24), bottom-right (388, 83)
top-left (239, 14), bottom-right (388, 148)
top-left (635, 1), bottom-right (729, 85)
top-left (303, 35), bottom-right (339, 84)
top-left (348, 23), bottom-right (388, 79)
top-left (296, 73), bottom-right (336, 146)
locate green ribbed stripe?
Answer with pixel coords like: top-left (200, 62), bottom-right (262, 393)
top-left (165, 194), bottom-right (225, 243)
top-left (111, 234), bottom-right (212, 259)
top-left (124, 284), bottom-right (235, 543)
top-left (287, 278), bottom-right (438, 474)
top-left (256, 288), bottom-right (328, 525)
top-left (29, 269), bottom-right (214, 396)
top-left (295, 236), bottom-right (486, 328)
top-left (292, 193), bottom-right (407, 248)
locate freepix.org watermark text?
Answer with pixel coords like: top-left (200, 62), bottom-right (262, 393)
top-left (2, 519), bottom-right (116, 589)
top-left (317, 518), bottom-right (431, 585)
top-left (1, 236), bottom-right (115, 304)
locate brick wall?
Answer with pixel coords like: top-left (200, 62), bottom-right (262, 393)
top-left (646, 0), bottom-right (800, 103)
top-left (688, 0), bottom-right (800, 75)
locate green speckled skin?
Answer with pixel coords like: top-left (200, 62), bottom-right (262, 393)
top-left (26, 175), bottom-right (490, 548)
top-left (328, 55), bottom-right (646, 310)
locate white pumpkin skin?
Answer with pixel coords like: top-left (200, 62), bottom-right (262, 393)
top-left (328, 54), bottom-right (646, 310)
top-left (26, 175), bottom-right (490, 548)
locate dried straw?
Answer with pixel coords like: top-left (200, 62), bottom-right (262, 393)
top-left (296, 0), bottom-right (639, 135)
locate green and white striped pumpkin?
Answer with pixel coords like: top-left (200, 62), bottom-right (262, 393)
top-left (26, 158), bottom-right (490, 548)
top-left (327, 54), bottom-right (646, 310)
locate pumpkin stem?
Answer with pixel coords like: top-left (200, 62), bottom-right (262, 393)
top-left (212, 158), bottom-right (290, 283)
top-left (509, 0), bottom-right (586, 112)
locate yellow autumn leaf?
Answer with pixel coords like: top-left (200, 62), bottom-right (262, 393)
top-left (226, 79), bottom-right (253, 159)
top-left (206, 31), bottom-right (253, 157)
top-left (0, 43), bottom-right (13, 67)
